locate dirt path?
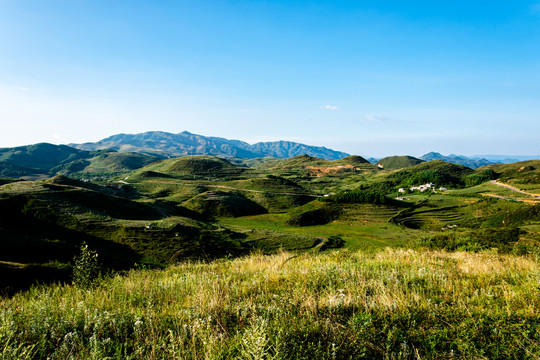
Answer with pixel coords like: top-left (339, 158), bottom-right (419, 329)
top-left (490, 180), bottom-right (540, 198)
top-left (483, 180), bottom-right (540, 204)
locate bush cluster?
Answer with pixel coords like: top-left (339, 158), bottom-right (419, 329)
top-left (325, 190), bottom-right (389, 205)
top-left (422, 227), bottom-right (521, 253)
top-left (286, 203), bottom-right (341, 226)
top-left (266, 174), bottom-right (300, 187)
top-left (464, 169), bottom-right (498, 187)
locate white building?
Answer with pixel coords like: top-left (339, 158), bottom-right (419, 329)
top-left (410, 183), bottom-right (435, 192)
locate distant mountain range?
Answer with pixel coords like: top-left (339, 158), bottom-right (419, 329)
top-left (368, 153), bottom-right (499, 169)
top-left (419, 152), bottom-right (497, 169)
top-left (471, 155), bottom-right (539, 164)
top-left (71, 131), bottom-right (350, 161)
top-left (1, 131), bottom-right (538, 179)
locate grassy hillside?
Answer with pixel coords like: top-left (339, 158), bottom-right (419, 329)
top-left (2, 152), bottom-right (540, 296)
top-left (75, 152), bottom-right (159, 177)
top-left (130, 156), bottom-right (250, 180)
top-left (0, 177), bottom-right (23, 186)
top-left (0, 143), bottom-right (87, 170)
top-left (0, 163), bottom-right (342, 293)
top-left (479, 160), bottom-right (540, 185)
top-left (2, 150), bottom-right (540, 358)
top-left (0, 143), bottom-right (160, 179)
top-left (332, 155), bottom-right (371, 166)
top-left (182, 190), bottom-right (268, 218)
top-left (227, 156), bottom-right (280, 168)
top-left (258, 154), bottom-right (373, 170)
top-left (376, 155), bottom-right (424, 170)
top-left (0, 177), bottom-right (256, 293)
top-left (381, 160), bottom-right (475, 188)
top-left (2, 248), bottom-right (539, 359)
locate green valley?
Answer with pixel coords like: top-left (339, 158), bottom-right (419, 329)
top-left (1, 151), bottom-right (539, 359)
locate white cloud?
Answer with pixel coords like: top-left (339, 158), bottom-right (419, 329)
top-left (365, 114), bottom-right (391, 122)
top-left (321, 104), bottom-right (339, 110)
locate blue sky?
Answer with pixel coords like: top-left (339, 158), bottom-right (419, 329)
top-left (1, 1), bottom-right (539, 157)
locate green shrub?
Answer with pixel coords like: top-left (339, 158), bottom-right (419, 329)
top-left (266, 174), bottom-right (300, 187)
top-left (326, 190), bottom-right (389, 205)
top-left (422, 227), bottom-right (522, 253)
top-left (286, 203), bottom-right (341, 226)
top-left (320, 236), bottom-right (345, 250)
top-left (72, 242), bottom-right (100, 289)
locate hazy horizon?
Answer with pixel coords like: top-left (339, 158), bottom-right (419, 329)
top-left (1, 1), bottom-right (539, 157)
top-left (2, 129), bottom-right (539, 161)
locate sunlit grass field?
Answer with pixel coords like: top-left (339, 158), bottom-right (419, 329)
top-left (218, 200), bottom-right (426, 248)
top-left (2, 158), bottom-right (540, 359)
top-left (2, 248), bottom-right (539, 359)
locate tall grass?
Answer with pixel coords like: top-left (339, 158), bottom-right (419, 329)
top-left (2, 248), bottom-right (540, 359)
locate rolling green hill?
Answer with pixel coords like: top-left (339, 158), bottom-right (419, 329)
top-left (182, 190), bottom-right (268, 218)
top-left (0, 143), bottom-right (87, 170)
top-left (478, 160), bottom-right (540, 184)
top-left (0, 177), bottom-right (255, 292)
top-left (376, 155), bottom-right (424, 170)
top-left (1, 149), bottom-right (539, 298)
top-left (256, 154), bottom-right (375, 173)
top-left (2, 141), bottom-right (540, 358)
top-left (383, 160), bottom-right (475, 187)
top-left (129, 155), bottom-right (250, 180)
top-left (76, 151), bottom-right (161, 176)
top-left (227, 156), bottom-right (280, 168)
top-left (0, 143), bottom-right (160, 179)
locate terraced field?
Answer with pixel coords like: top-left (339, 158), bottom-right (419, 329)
top-left (219, 203), bottom-right (415, 250)
top-left (391, 203), bottom-right (468, 230)
top-left (338, 204), bottom-right (401, 224)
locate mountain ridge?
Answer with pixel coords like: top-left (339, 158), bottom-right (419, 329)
top-left (71, 131), bottom-right (350, 160)
top-left (420, 152), bottom-right (498, 169)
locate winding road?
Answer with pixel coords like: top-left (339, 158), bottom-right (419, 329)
top-left (491, 180), bottom-right (540, 198)
top-left (484, 180), bottom-right (540, 203)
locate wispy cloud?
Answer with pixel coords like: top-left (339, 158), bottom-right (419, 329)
top-left (365, 114), bottom-right (392, 122)
top-left (321, 104), bottom-right (339, 111)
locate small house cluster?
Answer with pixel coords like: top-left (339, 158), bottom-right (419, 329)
top-left (398, 184), bottom-right (449, 193)
top-left (409, 183), bottom-right (436, 192)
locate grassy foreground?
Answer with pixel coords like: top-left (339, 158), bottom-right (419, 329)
top-left (2, 248), bottom-right (540, 359)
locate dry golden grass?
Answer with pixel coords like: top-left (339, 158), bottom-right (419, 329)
top-left (2, 248), bottom-right (540, 359)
